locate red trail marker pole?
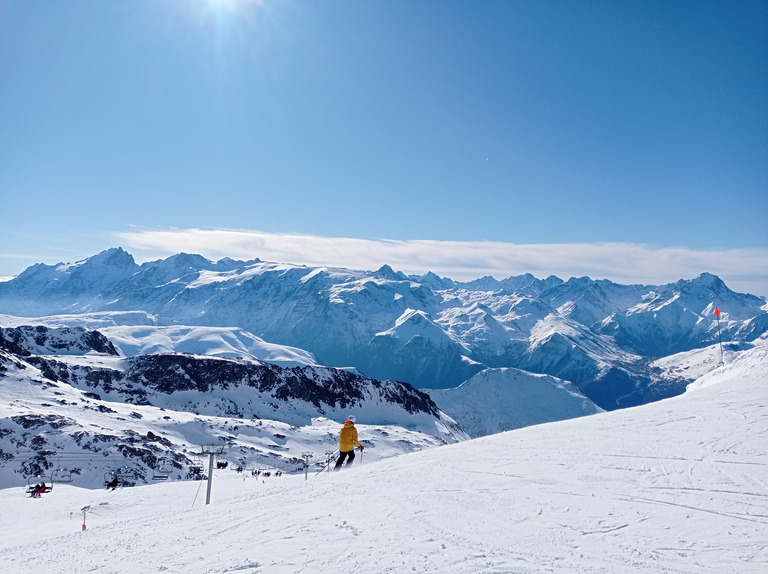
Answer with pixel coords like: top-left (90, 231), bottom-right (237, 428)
top-left (81, 505), bottom-right (90, 531)
top-left (714, 308), bottom-right (724, 365)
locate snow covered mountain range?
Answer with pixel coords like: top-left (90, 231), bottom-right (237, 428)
top-left (1, 247), bottom-right (765, 413)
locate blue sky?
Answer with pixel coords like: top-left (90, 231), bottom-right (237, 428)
top-left (1, 0), bottom-right (766, 295)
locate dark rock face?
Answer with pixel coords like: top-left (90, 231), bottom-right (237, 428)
top-left (0, 326), bottom-right (119, 357)
top-left (0, 330), bottom-right (31, 356)
top-left (10, 414), bottom-right (76, 429)
top-left (3, 324), bottom-right (441, 418)
top-left (82, 330), bottom-right (120, 355)
top-left (2, 324), bottom-right (439, 418)
top-left (123, 354), bottom-right (440, 416)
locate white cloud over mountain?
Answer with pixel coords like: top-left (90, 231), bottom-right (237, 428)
top-left (115, 227), bottom-right (768, 297)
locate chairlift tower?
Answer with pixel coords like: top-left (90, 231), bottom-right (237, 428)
top-left (199, 444), bottom-right (227, 505)
top-left (301, 452), bottom-right (313, 481)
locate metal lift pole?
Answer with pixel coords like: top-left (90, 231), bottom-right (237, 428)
top-left (206, 452), bottom-right (215, 505)
top-left (200, 444), bottom-right (226, 505)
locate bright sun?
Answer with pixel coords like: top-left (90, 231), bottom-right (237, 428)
top-left (204, 0), bottom-right (265, 10)
top-left (182, 0), bottom-right (271, 29)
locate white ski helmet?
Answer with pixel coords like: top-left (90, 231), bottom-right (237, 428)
top-left (347, 415), bottom-right (356, 423)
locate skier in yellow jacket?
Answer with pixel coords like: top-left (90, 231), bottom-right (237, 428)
top-left (334, 415), bottom-right (363, 470)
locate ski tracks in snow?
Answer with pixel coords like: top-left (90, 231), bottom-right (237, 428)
top-left (2, 369), bottom-right (767, 573)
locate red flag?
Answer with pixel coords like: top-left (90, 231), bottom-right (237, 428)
top-left (714, 308), bottom-right (721, 317)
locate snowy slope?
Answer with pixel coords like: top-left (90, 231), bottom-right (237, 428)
top-left (426, 367), bottom-right (603, 437)
top-left (650, 340), bottom-right (753, 387)
top-left (686, 332), bottom-right (768, 392)
top-left (0, 313), bottom-right (319, 368)
top-left (0, 339), bottom-right (766, 573)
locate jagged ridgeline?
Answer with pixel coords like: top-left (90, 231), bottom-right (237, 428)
top-left (0, 325), bottom-right (465, 489)
top-left (0, 248), bottom-right (766, 411)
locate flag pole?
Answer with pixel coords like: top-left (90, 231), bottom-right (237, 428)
top-left (714, 308), bottom-right (724, 365)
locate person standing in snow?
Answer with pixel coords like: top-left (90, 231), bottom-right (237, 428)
top-left (334, 415), bottom-right (363, 470)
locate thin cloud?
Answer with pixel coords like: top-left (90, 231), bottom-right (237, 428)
top-left (114, 228), bottom-right (768, 297)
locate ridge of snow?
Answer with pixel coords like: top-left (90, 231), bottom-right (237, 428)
top-left (0, 314), bottom-right (318, 368)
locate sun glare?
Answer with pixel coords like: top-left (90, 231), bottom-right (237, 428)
top-left (203, 0), bottom-right (266, 13)
top-left (172, 0), bottom-right (278, 35)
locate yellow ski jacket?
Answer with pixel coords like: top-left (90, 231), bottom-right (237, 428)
top-left (339, 421), bottom-right (362, 452)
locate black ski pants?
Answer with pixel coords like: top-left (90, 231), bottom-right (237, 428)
top-left (334, 449), bottom-right (355, 470)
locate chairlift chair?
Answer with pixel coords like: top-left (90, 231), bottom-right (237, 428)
top-left (189, 457), bottom-right (205, 474)
top-left (189, 467), bottom-right (205, 480)
top-left (51, 467), bottom-right (74, 484)
top-left (104, 470), bottom-right (122, 488)
top-left (26, 474), bottom-right (53, 494)
top-left (116, 466), bottom-right (136, 482)
top-left (152, 458), bottom-right (172, 480)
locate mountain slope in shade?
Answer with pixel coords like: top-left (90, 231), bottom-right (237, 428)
top-left (425, 367), bottom-right (603, 438)
top-left (366, 308), bottom-right (484, 388)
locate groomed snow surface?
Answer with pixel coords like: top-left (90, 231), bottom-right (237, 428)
top-left (1, 343), bottom-right (767, 573)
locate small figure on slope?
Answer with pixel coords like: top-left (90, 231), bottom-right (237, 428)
top-left (106, 476), bottom-right (120, 490)
top-left (334, 415), bottom-right (363, 470)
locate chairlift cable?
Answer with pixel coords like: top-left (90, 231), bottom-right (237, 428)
top-left (191, 473), bottom-right (205, 509)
